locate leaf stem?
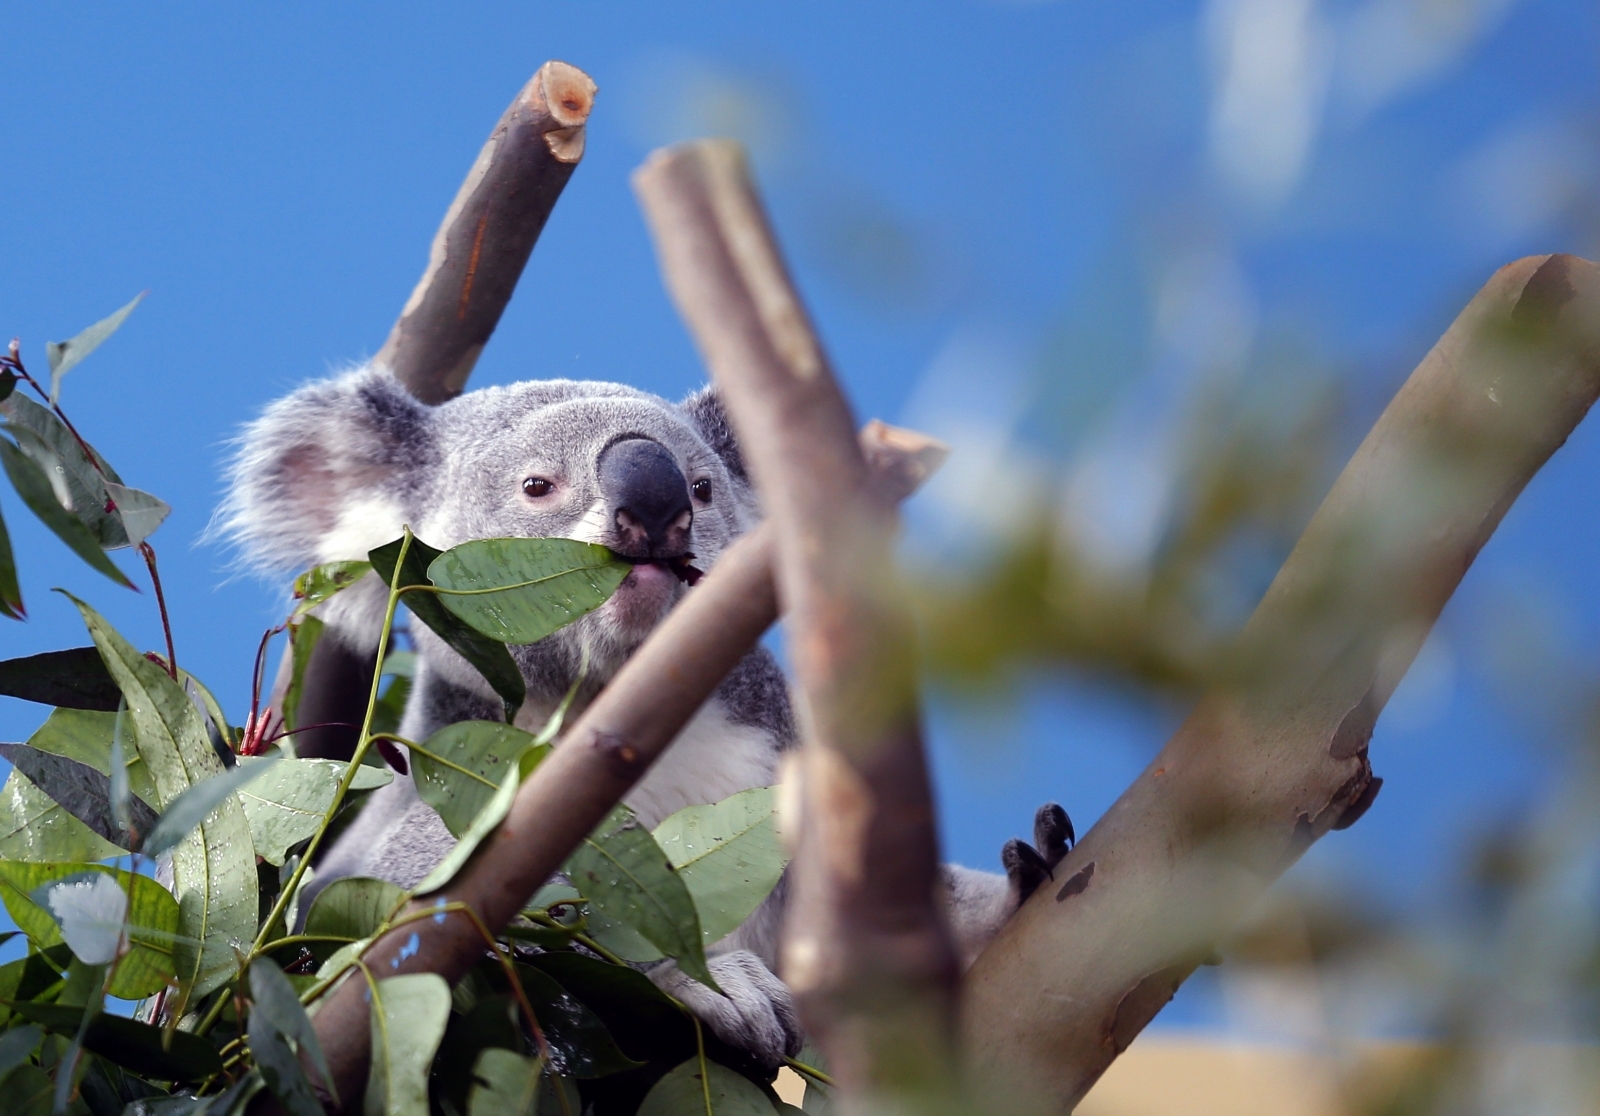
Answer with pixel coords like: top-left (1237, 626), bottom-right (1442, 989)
top-left (783, 1055), bottom-right (835, 1087)
top-left (139, 542), bottom-right (177, 678)
top-left (694, 1015), bottom-right (713, 1116)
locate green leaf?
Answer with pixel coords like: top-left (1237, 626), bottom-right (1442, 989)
top-left (369, 535), bottom-right (526, 716)
top-left (292, 560), bottom-right (372, 616)
top-left (303, 876), bottom-right (407, 944)
top-left (281, 616), bottom-right (323, 733)
top-left (0, 438), bottom-right (133, 587)
top-left (46, 292), bottom-right (146, 401)
top-left (1, 1064), bottom-right (53, 1116)
top-left (566, 805), bottom-right (718, 991)
top-left (249, 958), bottom-right (336, 1116)
top-left (26, 706), bottom-right (159, 808)
top-left (236, 757), bottom-right (388, 866)
top-left (638, 1057), bottom-right (778, 1116)
top-left (313, 935), bottom-right (371, 982)
top-left (102, 481), bottom-right (170, 546)
top-left (0, 1023), bottom-right (41, 1080)
top-left (466, 1048), bottom-right (541, 1116)
top-left (412, 722), bottom-right (546, 838)
top-left (366, 973), bottom-right (451, 1116)
top-left (515, 964), bottom-right (642, 1078)
top-left (0, 648), bottom-right (121, 710)
top-left (0, 769), bottom-right (123, 863)
top-left (654, 787), bottom-right (788, 946)
top-left (65, 593), bottom-right (257, 997)
top-left (142, 754), bottom-right (280, 858)
top-left (414, 744), bottom-right (547, 895)
top-left (0, 498), bottom-right (21, 619)
top-left (0, 862), bottom-right (180, 999)
top-left (427, 537), bottom-right (629, 645)
top-left (0, 743), bottom-right (153, 849)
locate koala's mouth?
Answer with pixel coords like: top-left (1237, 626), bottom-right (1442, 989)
top-left (620, 553), bottom-right (704, 587)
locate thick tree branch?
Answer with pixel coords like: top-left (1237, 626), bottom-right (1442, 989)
top-left (295, 422), bottom-right (943, 1112)
top-left (281, 61), bottom-right (595, 762)
top-left (634, 140), bottom-right (962, 1110)
top-left (961, 254), bottom-right (1600, 1111)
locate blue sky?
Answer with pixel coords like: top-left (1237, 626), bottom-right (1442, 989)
top-left (1, 2), bottom-right (1597, 1031)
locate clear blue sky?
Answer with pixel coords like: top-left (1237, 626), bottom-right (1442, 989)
top-left (2, 2), bottom-right (1597, 1031)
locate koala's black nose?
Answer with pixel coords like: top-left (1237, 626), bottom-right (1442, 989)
top-left (598, 438), bottom-right (693, 559)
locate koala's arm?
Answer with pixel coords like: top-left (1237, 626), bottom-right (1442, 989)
top-left (943, 803), bottom-right (1075, 968)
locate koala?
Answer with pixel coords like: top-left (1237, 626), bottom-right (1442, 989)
top-left (220, 363), bottom-right (1071, 1066)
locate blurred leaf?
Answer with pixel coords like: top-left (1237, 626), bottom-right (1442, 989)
top-left (313, 935), bottom-right (371, 982)
top-left (0, 769), bottom-right (123, 863)
top-left (521, 952), bottom-right (692, 1065)
top-left (292, 560), bottom-right (372, 617)
top-left (0, 393), bottom-right (136, 550)
top-left (427, 537), bottom-right (629, 645)
top-left (0, 1022), bottom-right (42, 1079)
top-left (0, 862), bottom-right (179, 998)
top-left (369, 672), bottom-right (411, 739)
top-left (638, 1057), bottom-right (777, 1116)
top-left (45, 293), bottom-right (146, 401)
top-left (235, 757), bottom-right (389, 867)
top-left (281, 616), bottom-right (322, 734)
top-left (102, 481), bottom-right (170, 546)
top-left (0, 499), bottom-right (21, 619)
top-left (0, 648), bottom-right (120, 710)
top-left (654, 786), bottom-right (787, 945)
top-left (413, 722), bottom-right (545, 838)
top-left (249, 958), bottom-right (335, 1100)
top-left (366, 973), bottom-right (451, 1116)
top-left (467, 1048), bottom-right (542, 1116)
top-left (249, 958), bottom-right (335, 1116)
top-left (66, 592), bottom-right (257, 996)
top-left (370, 534), bottom-right (525, 716)
top-left (0, 743), bottom-right (157, 849)
top-left (26, 706), bottom-right (159, 807)
top-left (2, 1064), bottom-right (53, 1116)
top-left (567, 805), bottom-right (717, 991)
top-left (30, 869), bottom-right (127, 965)
top-left (304, 876), bottom-right (407, 944)
top-left (416, 745), bottom-right (547, 895)
top-left (0, 437), bottom-right (133, 587)
top-left (109, 707), bottom-right (132, 840)
top-left (515, 963), bottom-right (642, 1078)
top-left (141, 754), bottom-right (279, 858)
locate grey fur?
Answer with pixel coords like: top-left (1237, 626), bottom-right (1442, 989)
top-left (223, 362), bottom-right (1037, 1066)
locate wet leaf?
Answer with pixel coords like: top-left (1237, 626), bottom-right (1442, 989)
top-left (102, 480), bottom-right (170, 546)
top-left (427, 537), bottom-right (629, 645)
top-left (0, 392), bottom-right (127, 543)
top-left (370, 534), bottom-right (526, 716)
top-left (366, 972), bottom-right (451, 1116)
top-left (412, 722), bottom-right (545, 837)
top-left (66, 593), bottom-right (257, 996)
top-left (0, 768), bottom-right (123, 863)
top-left (415, 745), bottom-right (548, 895)
top-left (142, 754), bottom-right (280, 858)
top-left (46, 292), bottom-right (146, 401)
top-left (292, 560), bottom-right (372, 616)
top-left (0, 499), bottom-right (21, 619)
top-left (249, 957), bottom-right (335, 1116)
top-left (654, 786), bottom-right (787, 946)
top-left (0, 436), bottom-right (133, 587)
top-left (25, 706), bottom-right (159, 807)
top-left (638, 1057), bottom-right (778, 1116)
top-left (281, 616), bottom-right (322, 733)
top-left (249, 958), bottom-right (335, 1098)
top-left (236, 757), bottom-right (388, 867)
top-left (0, 861), bottom-right (180, 998)
top-left (0, 743), bottom-right (157, 849)
top-left (521, 951), bottom-right (693, 1065)
top-left (566, 805), bottom-right (718, 991)
top-left (516, 964), bottom-right (642, 1078)
top-left (0, 648), bottom-right (121, 710)
top-left (303, 876), bottom-right (407, 943)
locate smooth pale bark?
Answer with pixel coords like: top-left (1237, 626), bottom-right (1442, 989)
top-left (635, 140), bottom-right (963, 1112)
top-left (961, 254), bottom-right (1600, 1112)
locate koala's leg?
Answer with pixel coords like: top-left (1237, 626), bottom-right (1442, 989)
top-left (943, 803), bottom-right (1074, 968)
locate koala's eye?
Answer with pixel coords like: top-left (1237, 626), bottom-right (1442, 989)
top-left (691, 478), bottom-right (712, 504)
top-left (523, 477), bottom-right (555, 499)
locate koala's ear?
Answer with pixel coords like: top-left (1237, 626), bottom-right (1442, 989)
top-left (217, 365), bottom-right (434, 574)
top-left (680, 385), bottom-right (747, 483)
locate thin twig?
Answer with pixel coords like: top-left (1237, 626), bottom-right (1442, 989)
top-left (138, 542), bottom-right (177, 678)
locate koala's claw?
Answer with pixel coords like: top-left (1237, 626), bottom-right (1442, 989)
top-left (649, 951), bottom-right (803, 1068)
top-left (1002, 838), bottom-right (1053, 903)
top-left (1034, 802), bottom-right (1075, 869)
top-left (1002, 803), bottom-right (1075, 904)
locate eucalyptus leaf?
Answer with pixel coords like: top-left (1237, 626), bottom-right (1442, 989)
top-left (248, 959), bottom-right (332, 1116)
top-left (653, 786), bottom-right (788, 946)
top-left (566, 805), bottom-right (718, 991)
top-left (0, 768), bottom-right (123, 863)
top-left (142, 754), bottom-right (280, 858)
top-left (370, 534), bottom-right (525, 716)
top-left (415, 744), bottom-right (547, 895)
top-left (0, 743), bottom-right (157, 849)
top-left (427, 537), bottom-right (629, 645)
top-left (520, 951), bottom-right (692, 1065)
top-left (83, 1014), bottom-right (222, 1081)
top-left (32, 869), bottom-right (127, 964)
top-left (102, 480), bottom-right (170, 546)
top-left (366, 973), bottom-right (452, 1116)
top-left (66, 592), bottom-right (258, 996)
top-left (637, 1057), bottom-right (778, 1116)
top-left (281, 616), bottom-right (323, 733)
top-left (0, 500), bottom-right (21, 620)
top-left (46, 292), bottom-right (146, 400)
top-left (515, 964), bottom-right (642, 1078)
top-left (0, 438), bottom-right (133, 587)
top-left (466, 1048), bottom-right (541, 1116)
top-left (0, 1022), bottom-right (42, 1079)
top-left (249, 958), bottom-right (335, 1102)
top-left (0, 647), bottom-right (121, 710)
top-left (292, 560), bottom-right (372, 616)
top-left (0, 861), bottom-right (180, 999)
top-left (303, 876), bottom-right (407, 944)
top-left (0, 393), bottom-right (140, 551)
top-left (25, 706), bottom-right (159, 807)
top-left (412, 722), bottom-right (545, 838)
top-left (3, 1064), bottom-right (53, 1116)
top-left (236, 757), bottom-right (389, 866)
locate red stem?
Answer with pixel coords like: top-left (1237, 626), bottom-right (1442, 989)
top-left (139, 542), bottom-right (177, 679)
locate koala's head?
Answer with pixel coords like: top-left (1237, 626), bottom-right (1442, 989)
top-left (220, 364), bottom-right (756, 699)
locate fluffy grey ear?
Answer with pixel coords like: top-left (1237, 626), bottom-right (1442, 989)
top-left (217, 364), bottom-right (434, 576)
top-left (680, 385), bottom-right (746, 483)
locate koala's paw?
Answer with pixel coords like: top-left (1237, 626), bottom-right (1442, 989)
top-left (649, 950), bottom-right (803, 1068)
top-left (1002, 802), bottom-right (1075, 904)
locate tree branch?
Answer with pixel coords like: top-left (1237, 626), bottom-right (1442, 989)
top-left (291, 421), bottom-right (944, 1113)
top-left (634, 140), bottom-right (962, 1111)
top-left (960, 253), bottom-right (1600, 1111)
